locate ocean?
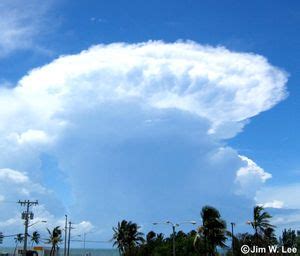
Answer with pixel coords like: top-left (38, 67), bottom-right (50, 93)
top-left (0, 248), bottom-right (120, 256)
top-left (60, 249), bottom-right (120, 256)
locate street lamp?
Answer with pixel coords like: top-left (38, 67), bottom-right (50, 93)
top-left (28, 220), bottom-right (47, 228)
top-left (82, 230), bottom-right (97, 255)
top-left (153, 220), bottom-right (196, 256)
top-left (64, 215), bottom-right (68, 256)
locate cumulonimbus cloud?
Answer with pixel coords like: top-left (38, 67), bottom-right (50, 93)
top-left (11, 41), bottom-right (288, 138)
top-left (0, 41), bottom-right (288, 239)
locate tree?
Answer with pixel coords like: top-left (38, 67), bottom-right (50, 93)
top-left (226, 233), bottom-right (253, 256)
top-left (195, 206), bottom-right (227, 256)
top-left (137, 230), bottom-right (199, 256)
top-left (46, 226), bottom-right (62, 256)
top-left (146, 231), bottom-right (156, 243)
top-left (14, 233), bottom-right (24, 256)
top-left (112, 220), bottom-right (144, 256)
top-left (280, 229), bottom-right (297, 248)
top-left (31, 231), bottom-right (40, 248)
top-left (263, 227), bottom-right (277, 245)
top-left (248, 206), bottom-right (275, 243)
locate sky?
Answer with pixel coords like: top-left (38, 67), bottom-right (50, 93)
top-left (0, 0), bottom-right (299, 248)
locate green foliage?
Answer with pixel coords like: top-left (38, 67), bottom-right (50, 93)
top-left (263, 227), bottom-right (277, 245)
top-left (249, 205), bottom-right (275, 242)
top-left (136, 230), bottom-right (199, 256)
top-left (46, 226), bottom-right (62, 256)
top-left (195, 205), bottom-right (227, 255)
top-left (280, 229), bottom-right (297, 248)
top-left (31, 231), bottom-right (40, 247)
top-left (112, 220), bottom-right (144, 256)
top-left (112, 205), bottom-right (282, 256)
top-left (14, 233), bottom-right (24, 256)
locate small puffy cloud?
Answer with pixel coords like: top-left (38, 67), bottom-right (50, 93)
top-left (9, 129), bottom-right (51, 145)
top-left (256, 183), bottom-right (300, 210)
top-left (261, 200), bottom-right (284, 209)
top-left (0, 168), bottom-right (29, 183)
top-left (73, 221), bottom-right (95, 235)
top-left (0, 169), bottom-right (95, 241)
top-left (0, 168), bottom-right (48, 200)
top-left (235, 155), bottom-right (272, 197)
top-left (255, 184), bottom-right (300, 228)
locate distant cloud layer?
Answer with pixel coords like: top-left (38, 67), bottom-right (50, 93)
top-left (0, 42), bottom-right (288, 239)
top-left (0, 0), bottom-right (53, 56)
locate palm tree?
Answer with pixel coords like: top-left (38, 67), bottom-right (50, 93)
top-left (112, 220), bottom-right (144, 256)
top-left (14, 233), bottom-right (24, 256)
top-left (46, 226), bottom-right (62, 256)
top-left (146, 231), bottom-right (156, 243)
top-left (248, 206), bottom-right (275, 243)
top-left (263, 227), bottom-right (277, 245)
top-left (31, 231), bottom-right (40, 248)
top-left (194, 206), bottom-right (227, 256)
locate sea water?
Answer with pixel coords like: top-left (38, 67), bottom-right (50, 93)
top-left (0, 248), bottom-right (120, 256)
top-left (59, 249), bottom-right (120, 256)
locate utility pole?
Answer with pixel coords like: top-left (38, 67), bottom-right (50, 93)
top-left (172, 225), bottom-right (176, 256)
top-left (231, 222), bottom-right (235, 255)
top-left (17, 200), bottom-right (38, 256)
top-left (64, 215), bottom-right (68, 256)
top-left (83, 233), bottom-right (86, 250)
top-left (67, 221), bottom-right (72, 256)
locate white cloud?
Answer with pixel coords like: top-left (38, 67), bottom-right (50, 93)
top-left (0, 168), bottom-right (94, 241)
top-left (12, 41), bottom-right (287, 138)
top-left (256, 183), bottom-right (300, 210)
top-left (0, 0), bottom-right (53, 56)
top-left (261, 200), bottom-right (284, 209)
top-left (10, 129), bottom-right (52, 145)
top-left (0, 41), bottom-right (288, 240)
top-left (0, 168), bottom-right (50, 198)
top-left (0, 168), bottom-right (29, 183)
top-left (73, 221), bottom-right (95, 235)
top-left (272, 213), bottom-right (300, 226)
top-left (235, 155), bottom-right (272, 197)
top-left (253, 184), bottom-right (300, 229)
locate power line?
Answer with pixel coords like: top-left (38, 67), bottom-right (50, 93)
top-left (69, 239), bottom-right (111, 243)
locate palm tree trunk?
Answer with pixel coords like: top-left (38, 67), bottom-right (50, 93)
top-left (50, 245), bottom-right (54, 256)
top-left (13, 243), bottom-right (18, 256)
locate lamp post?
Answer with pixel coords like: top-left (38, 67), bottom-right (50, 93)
top-left (153, 220), bottom-right (196, 256)
top-left (83, 230), bottom-right (97, 255)
top-left (64, 215), bottom-right (68, 256)
top-left (28, 220), bottom-right (47, 228)
top-left (67, 222), bottom-right (72, 256)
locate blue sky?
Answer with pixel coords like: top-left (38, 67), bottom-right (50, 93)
top-left (0, 0), bottom-right (299, 247)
